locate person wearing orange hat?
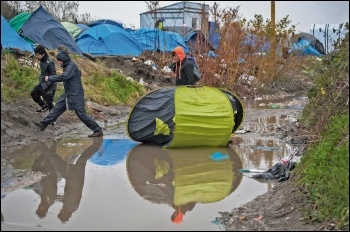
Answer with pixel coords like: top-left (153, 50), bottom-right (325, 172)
top-left (170, 46), bottom-right (195, 86)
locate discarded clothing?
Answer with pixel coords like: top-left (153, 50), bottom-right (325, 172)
top-left (252, 161), bottom-right (296, 182)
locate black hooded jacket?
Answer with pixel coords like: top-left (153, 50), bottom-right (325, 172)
top-left (47, 51), bottom-right (85, 111)
top-left (39, 54), bottom-right (57, 92)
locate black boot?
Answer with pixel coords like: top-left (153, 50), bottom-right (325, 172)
top-left (33, 121), bottom-right (48, 131)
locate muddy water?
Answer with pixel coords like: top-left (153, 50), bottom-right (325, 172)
top-left (1, 95), bottom-right (307, 231)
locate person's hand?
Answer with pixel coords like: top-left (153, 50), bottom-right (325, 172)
top-left (45, 76), bottom-right (49, 81)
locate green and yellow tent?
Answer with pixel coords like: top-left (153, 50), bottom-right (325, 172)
top-left (126, 85), bottom-right (244, 148)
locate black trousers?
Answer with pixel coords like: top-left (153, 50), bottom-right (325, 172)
top-left (31, 84), bottom-right (55, 109)
top-left (41, 98), bottom-right (101, 132)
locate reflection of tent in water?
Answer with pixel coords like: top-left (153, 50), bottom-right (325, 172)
top-left (89, 139), bottom-right (139, 166)
top-left (126, 144), bottom-right (243, 208)
top-left (127, 86), bottom-right (244, 148)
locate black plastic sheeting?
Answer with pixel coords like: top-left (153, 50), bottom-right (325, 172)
top-left (252, 161), bottom-right (296, 182)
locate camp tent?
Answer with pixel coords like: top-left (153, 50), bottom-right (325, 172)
top-left (88, 19), bottom-right (123, 28)
top-left (184, 30), bottom-right (212, 51)
top-left (61, 22), bottom-right (83, 38)
top-left (289, 32), bottom-right (325, 56)
top-left (126, 86), bottom-right (244, 148)
top-left (1, 15), bottom-right (34, 52)
top-left (19, 6), bottom-right (83, 55)
top-left (131, 28), bottom-right (189, 53)
top-left (75, 24), bottom-right (143, 56)
top-left (76, 24), bottom-right (90, 33)
top-left (8, 12), bottom-right (31, 33)
top-left (127, 144), bottom-right (243, 207)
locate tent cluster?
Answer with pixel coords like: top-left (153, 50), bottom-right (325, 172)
top-left (1, 6), bottom-right (196, 56)
top-left (2, 5), bottom-right (325, 58)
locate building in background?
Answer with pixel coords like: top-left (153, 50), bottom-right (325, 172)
top-left (140, 1), bottom-right (209, 37)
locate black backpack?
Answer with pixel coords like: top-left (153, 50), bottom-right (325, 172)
top-left (186, 56), bottom-right (201, 81)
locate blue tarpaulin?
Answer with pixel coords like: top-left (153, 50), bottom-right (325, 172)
top-left (1, 15), bottom-right (33, 52)
top-left (131, 28), bottom-right (189, 53)
top-left (76, 24), bottom-right (143, 56)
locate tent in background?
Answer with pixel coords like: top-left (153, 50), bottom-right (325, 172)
top-left (8, 12), bottom-right (31, 33)
top-left (19, 6), bottom-right (83, 55)
top-left (290, 32), bottom-right (325, 57)
top-left (61, 22), bottom-right (82, 38)
top-left (1, 15), bottom-right (33, 52)
top-left (131, 28), bottom-right (189, 53)
top-left (184, 30), bottom-right (212, 52)
top-left (76, 24), bottom-right (143, 56)
top-left (88, 19), bottom-right (123, 28)
top-left (76, 24), bottom-right (90, 33)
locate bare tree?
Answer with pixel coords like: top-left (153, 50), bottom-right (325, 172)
top-left (4, 1), bottom-right (83, 22)
top-left (1, 1), bottom-right (19, 19)
top-left (24, 1), bottom-right (79, 22)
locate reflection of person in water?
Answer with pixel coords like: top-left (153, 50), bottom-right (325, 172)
top-left (58, 137), bottom-right (103, 222)
top-left (171, 203), bottom-right (196, 224)
top-left (31, 144), bottom-right (60, 218)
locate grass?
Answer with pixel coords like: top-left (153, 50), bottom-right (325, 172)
top-left (1, 52), bottom-right (146, 107)
top-left (295, 115), bottom-right (349, 229)
top-left (293, 25), bottom-right (349, 230)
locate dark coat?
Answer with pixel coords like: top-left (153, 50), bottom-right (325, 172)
top-left (171, 58), bottom-right (195, 86)
top-left (48, 51), bottom-right (85, 111)
top-left (39, 56), bottom-right (57, 93)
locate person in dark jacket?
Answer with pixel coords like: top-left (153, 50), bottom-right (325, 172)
top-left (31, 45), bottom-right (57, 112)
top-left (170, 46), bottom-right (195, 86)
top-left (34, 50), bottom-right (103, 138)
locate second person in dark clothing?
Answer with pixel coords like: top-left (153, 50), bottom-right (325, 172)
top-left (170, 46), bottom-right (195, 86)
top-left (31, 45), bottom-right (57, 112)
top-left (34, 50), bottom-right (103, 138)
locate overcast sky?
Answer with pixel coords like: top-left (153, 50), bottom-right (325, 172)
top-left (78, 1), bottom-right (349, 33)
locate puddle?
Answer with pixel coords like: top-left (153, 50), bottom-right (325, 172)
top-left (1, 94), bottom-right (308, 231)
top-left (1, 137), bottom-right (280, 231)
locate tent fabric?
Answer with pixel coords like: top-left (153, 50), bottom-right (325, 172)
top-left (290, 39), bottom-right (324, 57)
top-left (168, 147), bottom-right (233, 205)
top-left (88, 19), bottom-right (123, 28)
top-left (127, 87), bottom-right (176, 145)
top-left (76, 23), bottom-right (90, 31)
top-left (184, 30), bottom-right (211, 50)
top-left (75, 24), bottom-right (143, 56)
top-left (126, 144), bottom-right (243, 206)
top-left (220, 88), bottom-right (244, 132)
top-left (297, 32), bottom-right (325, 55)
top-left (131, 28), bottom-right (189, 53)
top-left (61, 22), bottom-right (82, 38)
top-left (9, 12), bottom-right (31, 33)
top-left (20, 6), bottom-right (83, 55)
top-left (1, 15), bottom-right (34, 52)
top-left (127, 86), bottom-right (244, 148)
top-left (89, 139), bottom-right (139, 166)
top-left (208, 21), bottom-right (219, 49)
top-left (169, 86), bottom-right (233, 147)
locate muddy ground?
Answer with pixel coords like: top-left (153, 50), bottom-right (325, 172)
top-left (1, 55), bottom-right (332, 231)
